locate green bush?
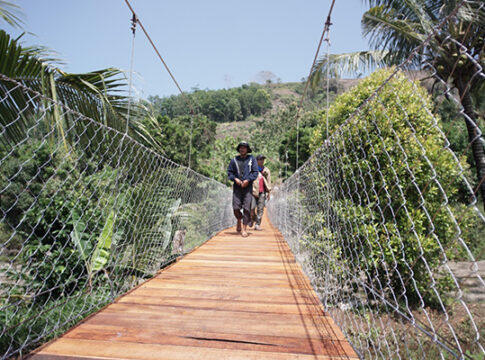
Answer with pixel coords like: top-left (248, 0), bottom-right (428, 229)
top-left (310, 68), bottom-right (476, 308)
top-left (0, 140), bottom-right (117, 300)
top-left (0, 287), bottom-right (111, 358)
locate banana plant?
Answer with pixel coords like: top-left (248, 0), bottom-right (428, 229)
top-left (160, 198), bottom-right (182, 252)
top-left (70, 210), bottom-right (117, 290)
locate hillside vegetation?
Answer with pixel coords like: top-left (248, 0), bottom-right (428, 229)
top-left (143, 77), bottom-right (345, 184)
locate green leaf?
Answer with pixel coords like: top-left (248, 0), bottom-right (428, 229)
top-left (89, 210), bottom-right (115, 274)
top-left (0, 0), bottom-right (23, 29)
top-left (161, 198), bottom-right (181, 252)
top-left (0, 29), bottom-right (137, 147)
top-left (69, 210), bottom-right (89, 268)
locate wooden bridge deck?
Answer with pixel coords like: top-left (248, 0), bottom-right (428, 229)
top-left (30, 216), bottom-right (358, 360)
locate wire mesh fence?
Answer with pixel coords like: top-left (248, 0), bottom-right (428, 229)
top-left (269, 1), bottom-right (485, 359)
top-left (0, 75), bottom-right (234, 359)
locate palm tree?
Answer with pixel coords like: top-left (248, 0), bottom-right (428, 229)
top-left (0, 30), bottom-right (133, 144)
top-left (312, 0), bottom-right (485, 209)
top-left (0, 1), bottom-right (137, 148)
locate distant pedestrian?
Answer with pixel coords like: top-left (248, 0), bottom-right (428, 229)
top-left (252, 155), bottom-right (272, 230)
top-left (227, 142), bottom-right (259, 237)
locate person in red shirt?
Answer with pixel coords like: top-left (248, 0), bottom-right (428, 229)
top-left (251, 155), bottom-right (272, 230)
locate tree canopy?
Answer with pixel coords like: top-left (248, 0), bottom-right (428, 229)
top-left (149, 83), bottom-right (272, 123)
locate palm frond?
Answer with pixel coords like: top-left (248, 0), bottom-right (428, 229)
top-left (362, 3), bottom-right (429, 62)
top-left (310, 50), bottom-right (389, 89)
top-left (0, 0), bottom-right (23, 29)
top-left (0, 30), bottom-right (137, 151)
top-left (21, 44), bottom-right (65, 66)
top-left (56, 69), bottom-right (130, 130)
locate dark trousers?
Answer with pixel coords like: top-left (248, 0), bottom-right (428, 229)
top-left (256, 192), bottom-right (266, 225)
top-left (232, 185), bottom-right (252, 225)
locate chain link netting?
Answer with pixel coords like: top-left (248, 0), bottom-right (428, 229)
top-left (269, 1), bottom-right (485, 359)
top-left (0, 75), bottom-right (234, 359)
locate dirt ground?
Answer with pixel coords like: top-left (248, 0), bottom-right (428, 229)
top-left (448, 261), bottom-right (485, 303)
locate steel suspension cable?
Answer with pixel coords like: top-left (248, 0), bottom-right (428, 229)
top-left (125, 13), bottom-right (137, 135)
top-left (325, 28), bottom-right (331, 139)
top-left (123, 0), bottom-right (195, 116)
top-left (295, 0), bottom-right (336, 170)
top-left (291, 0), bottom-right (336, 253)
top-left (122, 0), bottom-right (196, 169)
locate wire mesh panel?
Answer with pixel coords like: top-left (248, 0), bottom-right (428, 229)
top-left (0, 75), bottom-right (234, 359)
top-left (269, 1), bottom-right (485, 359)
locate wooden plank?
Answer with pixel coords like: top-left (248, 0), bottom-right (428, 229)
top-left (126, 287), bottom-right (322, 305)
top-left (82, 311), bottom-right (341, 340)
top-left (156, 268), bottom-right (308, 281)
top-left (139, 280), bottom-right (316, 295)
top-left (35, 338), bottom-right (358, 360)
top-left (63, 324), bottom-right (356, 356)
top-left (117, 296), bottom-right (326, 315)
top-left (99, 303), bottom-right (339, 335)
top-left (149, 275), bottom-right (311, 289)
top-left (169, 263), bottom-right (306, 275)
top-left (183, 254), bottom-right (296, 263)
top-left (29, 215), bottom-right (358, 360)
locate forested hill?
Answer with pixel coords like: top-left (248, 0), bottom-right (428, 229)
top-left (148, 79), bottom-right (358, 124)
top-left (142, 78), bottom-right (349, 184)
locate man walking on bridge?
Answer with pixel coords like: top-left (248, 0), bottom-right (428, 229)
top-left (227, 141), bottom-right (259, 237)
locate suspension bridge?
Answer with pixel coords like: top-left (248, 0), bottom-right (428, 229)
top-left (1, 0), bottom-right (485, 359)
top-left (27, 216), bottom-right (357, 359)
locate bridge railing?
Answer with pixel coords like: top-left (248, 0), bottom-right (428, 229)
top-left (269, 2), bottom-right (485, 359)
top-left (269, 81), bottom-right (485, 359)
top-left (0, 76), bottom-right (234, 358)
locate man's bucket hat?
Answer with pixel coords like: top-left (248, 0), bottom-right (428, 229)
top-left (236, 141), bottom-right (252, 153)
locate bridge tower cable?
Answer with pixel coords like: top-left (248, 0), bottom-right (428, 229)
top-left (126, 13), bottom-right (137, 135)
top-left (122, 0), bottom-right (197, 169)
top-left (324, 28), bottom-right (331, 140)
top-left (106, 13), bottom-right (141, 299)
top-left (294, 0), bottom-right (336, 171)
top-left (292, 0), bottom-right (336, 253)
